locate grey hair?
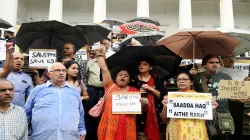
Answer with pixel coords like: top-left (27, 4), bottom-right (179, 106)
top-left (47, 64), bottom-right (53, 72)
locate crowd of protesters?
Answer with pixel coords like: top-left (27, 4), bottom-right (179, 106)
top-left (1, 33), bottom-right (250, 140)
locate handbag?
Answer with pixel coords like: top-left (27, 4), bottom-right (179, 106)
top-left (206, 120), bottom-right (219, 138)
top-left (89, 83), bottom-right (115, 118)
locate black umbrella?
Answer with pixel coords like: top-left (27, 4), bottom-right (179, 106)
top-left (128, 17), bottom-right (161, 26)
top-left (0, 18), bottom-right (13, 29)
top-left (15, 20), bottom-right (89, 56)
top-left (106, 45), bottom-right (182, 80)
top-left (101, 19), bottom-right (125, 28)
top-left (75, 24), bottom-right (111, 45)
top-left (119, 31), bottom-right (164, 47)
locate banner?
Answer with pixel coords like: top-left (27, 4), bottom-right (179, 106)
top-left (167, 92), bottom-right (213, 120)
top-left (218, 80), bottom-right (250, 99)
top-left (0, 39), bottom-right (6, 60)
top-left (220, 67), bottom-right (248, 81)
top-left (112, 92), bottom-right (141, 114)
top-left (29, 49), bottom-right (56, 68)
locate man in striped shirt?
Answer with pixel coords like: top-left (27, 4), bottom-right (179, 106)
top-left (0, 79), bottom-right (28, 140)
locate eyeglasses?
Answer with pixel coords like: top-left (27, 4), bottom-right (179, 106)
top-left (49, 69), bottom-right (66, 73)
top-left (177, 78), bottom-right (190, 82)
top-left (208, 62), bottom-right (220, 64)
top-left (0, 88), bottom-right (14, 93)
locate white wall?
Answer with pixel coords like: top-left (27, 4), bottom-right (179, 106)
top-left (17, 0), bottom-right (250, 34)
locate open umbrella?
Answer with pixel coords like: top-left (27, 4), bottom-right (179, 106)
top-left (15, 20), bottom-right (89, 56)
top-left (216, 28), bottom-right (250, 56)
top-left (106, 45), bottom-right (182, 79)
top-left (128, 17), bottom-right (161, 26)
top-left (75, 24), bottom-right (111, 45)
top-left (119, 31), bottom-right (164, 47)
top-left (156, 28), bottom-right (240, 60)
top-left (101, 19), bottom-right (125, 28)
top-left (120, 21), bottom-right (160, 35)
top-left (0, 18), bottom-right (12, 29)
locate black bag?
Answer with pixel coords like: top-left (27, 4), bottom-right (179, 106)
top-left (206, 120), bottom-right (219, 138)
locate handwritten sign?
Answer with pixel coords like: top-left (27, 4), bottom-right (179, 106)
top-left (29, 49), bottom-right (56, 68)
top-left (74, 48), bottom-right (87, 61)
top-left (220, 67), bottom-right (249, 80)
top-left (167, 92), bottom-right (213, 120)
top-left (112, 92), bottom-right (141, 114)
top-left (218, 80), bottom-right (250, 99)
top-left (180, 59), bottom-right (202, 66)
top-left (0, 39), bottom-right (6, 60)
top-left (233, 63), bottom-right (249, 71)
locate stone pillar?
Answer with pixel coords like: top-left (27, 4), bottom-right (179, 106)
top-left (93, 0), bottom-right (106, 23)
top-left (0, 0), bottom-right (18, 32)
top-left (220, 0), bottom-right (234, 28)
top-left (49, 0), bottom-right (63, 21)
top-left (137, 0), bottom-right (149, 17)
top-left (179, 0), bottom-right (192, 30)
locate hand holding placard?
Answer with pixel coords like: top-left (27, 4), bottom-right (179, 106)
top-left (167, 92), bottom-right (213, 120)
top-left (218, 80), bottom-right (250, 99)
top-left (112, 92), bottom-right (141, 114)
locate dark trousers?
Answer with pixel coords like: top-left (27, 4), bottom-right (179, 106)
top-left (83, 86), bottom-right (104, 140)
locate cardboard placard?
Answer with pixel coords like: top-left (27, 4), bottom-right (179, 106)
top-left (112, 92), bottom-right (141, 114)
top-left (29, 49), bottom-right (56, 68)
top-left (0, 39), bottom-right (6, 61)
top-left (167, 92), bottom-right (213, 120)
top-left (218, 80), bottom-right (250, 99)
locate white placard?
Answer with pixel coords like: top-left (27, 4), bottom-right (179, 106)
top-left (0, 39), bottom-right (6, 60)
top-left (220, 67), bottom-right (248, 81)
top-left (233, 63), bottom-right (249, 71)
top-left (74, 49), bottom-right (87, 61)
top-left (167, 92), bottom-right (213, 120)
top-left (29, 49), bottom-right (56, 68)
top-left (112, 92), bottom-right (141, 114)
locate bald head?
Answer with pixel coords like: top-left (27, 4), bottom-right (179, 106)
top-left (13, 52), bottom-right (24, 72)
top-left (47, 63), bottom-right (66, 86)
top-left (0, 78), bottom-right (14, 105)
top-left (63, 43), bottom-right (75, 58)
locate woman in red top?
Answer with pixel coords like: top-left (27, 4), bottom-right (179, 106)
top-left (130, 57), bottom-right (166, 140)
top-left (96, 47), bottom-right (149, 140)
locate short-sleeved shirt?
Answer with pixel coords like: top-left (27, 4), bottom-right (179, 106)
top-left (194, 71), bottom-right (232, 112)
top-left (7, 71), bottom-right (34, 107)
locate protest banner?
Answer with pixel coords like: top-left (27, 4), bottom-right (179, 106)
top-left (167, 92), bottom-right (213, 120)
top-left (112, 92), bottom-right (141, 114)
top-left (180, 59), bottom-right (202, 66)
top-left (220, 67), bottom-right (248, 81)
top-left (74, 48), bottom-right (87, 61)
top-left (29, 49), bottom-right (56, 68)
top-left (0, 39), bottom-right (6, 60)
top-left (233, 63), bottom-right (249, 71)
top-left (218, 80), bottom-right (250, 99)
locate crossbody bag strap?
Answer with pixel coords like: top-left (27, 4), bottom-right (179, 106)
top-left (200, 72), bottom-right (209, 93)
top-left (103, 83), bottom-right (116, 99)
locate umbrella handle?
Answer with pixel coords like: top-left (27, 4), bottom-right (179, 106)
top-left (193, 38), bottom-right (195, 68)
top-left (84, 34), bottom-right (90, 46)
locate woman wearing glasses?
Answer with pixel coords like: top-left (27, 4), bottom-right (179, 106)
top-left (64, 60), bottom-right (89, 100)
top-left (161, 72), bottom-right (218, 140)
